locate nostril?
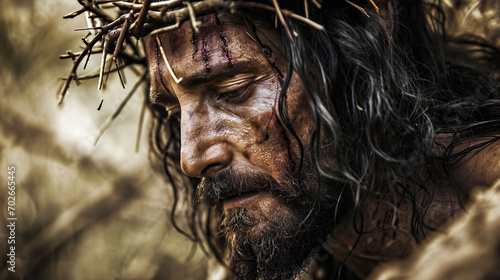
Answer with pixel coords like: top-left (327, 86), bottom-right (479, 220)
top-left (201, 163), bottom-right (221, 176)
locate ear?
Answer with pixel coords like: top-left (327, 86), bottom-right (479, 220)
top-left (376, 0), bottom-right (394, 35)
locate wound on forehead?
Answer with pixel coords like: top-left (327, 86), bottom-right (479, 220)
top-left (168, 13), bottom-right (239, 73)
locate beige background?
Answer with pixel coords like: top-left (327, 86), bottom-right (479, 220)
top-left (0, 0), bottom-right (498, 280)
top-left (0, 1), bottom-right (207, 279)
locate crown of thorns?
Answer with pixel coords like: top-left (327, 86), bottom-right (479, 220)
top-left (59, 0), bottom-right (378, 144)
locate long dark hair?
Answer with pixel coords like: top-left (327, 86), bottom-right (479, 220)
top-left (148, 0), bottom-right (500, 270)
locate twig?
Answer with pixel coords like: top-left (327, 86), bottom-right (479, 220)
top-left (58, 32), bottom-right (103, 104)
top-left (114, 58), bottom-right (126, 89)
top-left (239, 2), bottom-right (325, 31)
top-left (185, 1), bottom-right (202, 33)
top-left (63, 7), bottom-right (86, 19)
top-left (113, 0), bottom-right (184, 11)
top-left (304, 0), bottom-right (309, 19)
top-left (59, 0), bottom-right (326, 105)
top-left (148, 16), bottom-right (182, 36)
top-left (155, 35), bottom-right (183, 83)
top-left (74, 26), bottom-right (103, 31)
top-left (345, 0), bottom-right (369, 17)
top-left (130, 0), bottom-right (152, 30)
top-left (98, 39), bottom-right (109, 90)
top-left (311, 0), bottom-right (321, 9)
top-left (271, 0), bottom-right (294, 41)
top-left (135, 100), bottom-right (147, 153)
top-left (367, 0), bottom-right (380, 14)
top-left (113, 12), bottom-right (134, 59)
top-left (58, 16), bottom-right (125, 104)
top-left (93, 71), bottom-right (147, 145)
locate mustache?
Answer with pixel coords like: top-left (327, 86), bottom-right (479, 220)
top-left (197, 169), bottom-right (293, 206)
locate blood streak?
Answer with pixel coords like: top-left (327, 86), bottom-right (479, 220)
top-left (215, 13), bottom-right (233, 65)
top-left (202, 36), bottom-right (211, 72)
top-left (191, 28), bottom-right (198, 57)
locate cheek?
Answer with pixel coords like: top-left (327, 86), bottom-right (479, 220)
top-left (242, 108), bottom-right (296, 180)
top-left (227, 79), bottom-right (312, 181)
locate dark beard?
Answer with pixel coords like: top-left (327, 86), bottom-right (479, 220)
top-left (198, 169), bottom-right (347, 280)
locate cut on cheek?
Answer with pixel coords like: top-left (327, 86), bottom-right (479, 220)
top-left (242, 108), bottom-right (296, 181)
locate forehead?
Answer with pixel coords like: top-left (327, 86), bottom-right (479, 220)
top-left (143, 12), bottom-right (284, 99)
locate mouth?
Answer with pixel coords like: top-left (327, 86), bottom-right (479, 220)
top-left (222, 191), bottom-right (265, 209)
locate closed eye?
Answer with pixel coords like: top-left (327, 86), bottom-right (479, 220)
top-left (216, 73), bottom-right (269, 103)
top-left (216, 85), bottom-right (251, 103)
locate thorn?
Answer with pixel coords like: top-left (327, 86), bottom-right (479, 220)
top-left (304, 0), bottom-right (309, 19)
top-left (367, 0), bottom-right (380, 14)
top-left (345, 0), bottom-right (370, 17)
top-left (97, 99), bottom-right (104, 110)
top-left (74, 27), bottom-right (103, 31)
top-left (114, 57), bottom-right (126, 89)
top-left (156, 35), bottom-right (183, 83)
top-left (98, 40), bottom-right (108, 90)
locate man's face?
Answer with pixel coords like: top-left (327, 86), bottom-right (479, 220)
top-left (144, 13), bottom-right (339, 279)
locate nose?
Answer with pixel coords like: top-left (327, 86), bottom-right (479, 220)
top-left (180, 107), bottom-right (232, 178)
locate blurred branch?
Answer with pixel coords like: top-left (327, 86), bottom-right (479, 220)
top-left (23, 169), bottom-right (151, 277)
top-left (0, 102), bottom-right (69, 164)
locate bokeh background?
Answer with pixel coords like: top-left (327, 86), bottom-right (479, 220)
top-left (0, 1), bottom-right (207, 279)
top-left (0, 0), bottom-right (498, 280)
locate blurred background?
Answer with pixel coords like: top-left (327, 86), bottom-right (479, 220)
top-left (0, 1), bottom-right (207, 279)
top-left (0, 0), bottom-right (498, 280)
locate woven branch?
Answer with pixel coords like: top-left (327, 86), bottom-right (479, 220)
top-left (58, 0), bottom-right (378, 142)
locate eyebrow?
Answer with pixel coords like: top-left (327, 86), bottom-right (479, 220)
top-left (179, 61), bottom-right (259, 89)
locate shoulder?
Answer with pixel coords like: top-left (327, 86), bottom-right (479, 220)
top-left (367, 179), bottom-right (500, 280)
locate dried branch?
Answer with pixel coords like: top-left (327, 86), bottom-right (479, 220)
top-left (155, 35), bottom-right (183, 83)
top-left (63, 7), bottom-right (86, 19)
top-left (131, 0), bottom-right (153, 31)
top-left (93, 71), bottom-right (147, 145)
top-left (135, 100), bottom-right (147, 153)
top-left (367, 0), bottom-right (380, 14)
top-left (59, 0), bottom-right (382, 106)
top-left (304, 0), bottom-right (309, 19)
top-left (186, 1), bottom-right (202, 33)
top-left (345, 0), bottom-right (369, 17)
top-left (239, 2), bottom-right (325, 31)
top-left (98, 38), bottom-right (109, 90)
top-left (272, 0), bottom-right (294, 40)
top-left (310, 0), bottom-right (321, 9)
top-left (58, 15), bottom-right (126, 104)
top-left (113, 0), bottom-right (184, 11)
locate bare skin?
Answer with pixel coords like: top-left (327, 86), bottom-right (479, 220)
top-left (144, 12), bottom-right (500, 279)
top-left (145, 13), bottom-right (314, 225)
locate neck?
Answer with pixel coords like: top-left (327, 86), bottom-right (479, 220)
top-left (325, 174), bottom-right (466, 278)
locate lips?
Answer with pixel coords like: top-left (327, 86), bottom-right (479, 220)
top-left (197, 169), bottom-right (280, 207)
top-left (223, 191), bottom-right (263, 209)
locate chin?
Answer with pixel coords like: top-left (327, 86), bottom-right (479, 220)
top-left (221, 195), bottom-right (335, 280)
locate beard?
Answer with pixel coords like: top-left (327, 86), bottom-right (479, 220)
top-left (197, 165), bottom-right (348, 280)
